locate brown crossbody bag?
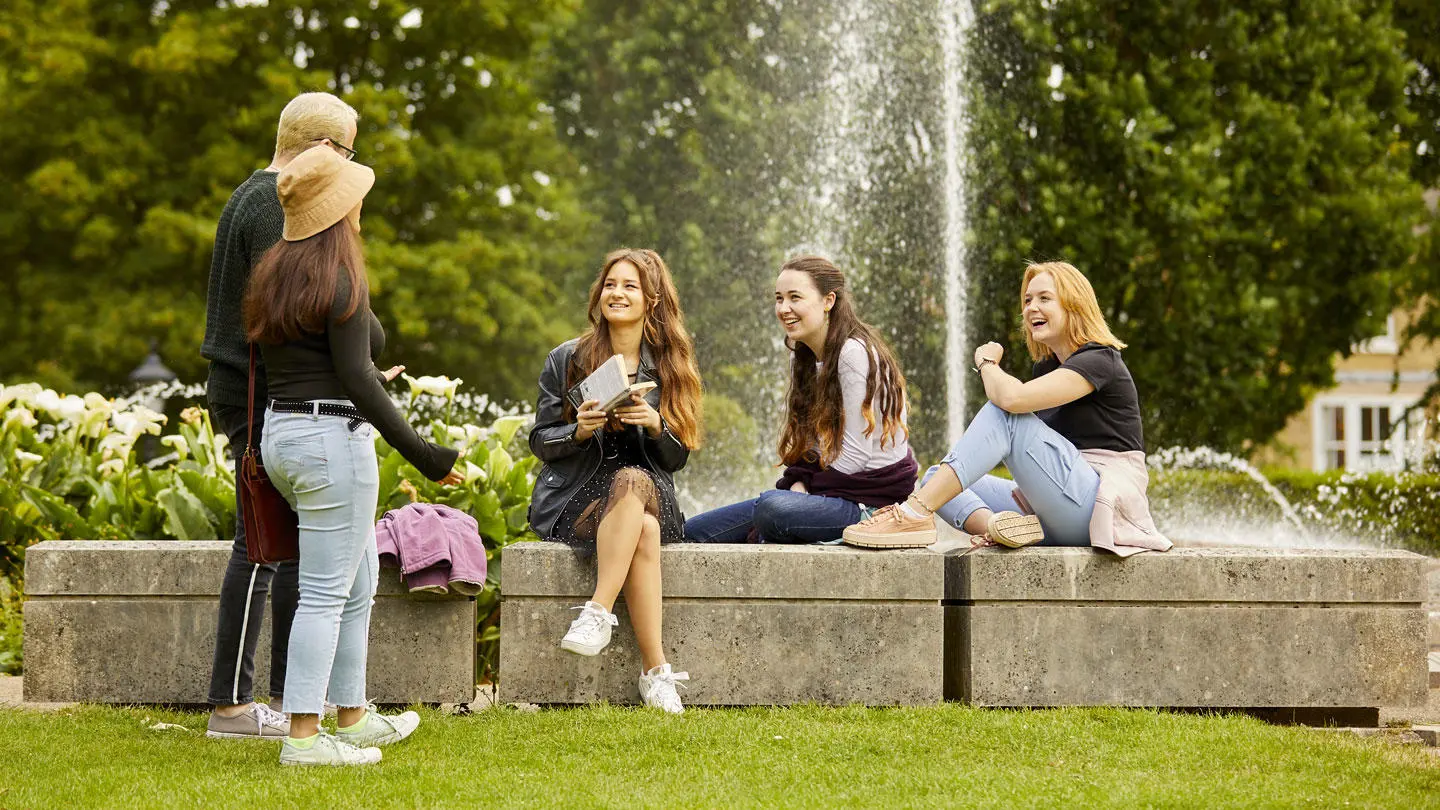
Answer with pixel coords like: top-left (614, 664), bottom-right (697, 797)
top-left (239, 344), bottom-right (300, 564)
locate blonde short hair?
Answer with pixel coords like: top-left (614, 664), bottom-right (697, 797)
top-left (1021, 261), bottom-right (1127, 361)
top-left (275, 93), bottom-right (359, 158)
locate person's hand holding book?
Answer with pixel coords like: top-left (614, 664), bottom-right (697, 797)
top-left (574, 398), bottom-right (608, 443)
top-left (615, 392), bottom-right (662, 437)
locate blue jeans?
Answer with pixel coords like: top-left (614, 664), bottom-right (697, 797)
top-left (935, 402), bottom-right (1100, 546)
top-left (261, 401), bottom-right (380, 714)
top-left (684, 489), bottom-right (862, 544)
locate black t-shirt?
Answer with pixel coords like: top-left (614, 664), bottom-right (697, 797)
top-left (1031, 343), bottom-right (1144, 452)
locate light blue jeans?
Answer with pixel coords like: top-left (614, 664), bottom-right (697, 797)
top-left (930, 402), bottom-right (1100, 546)
top-left (261, 401), bottom-right (379, 714)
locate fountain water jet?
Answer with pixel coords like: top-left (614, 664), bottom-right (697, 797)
top-left (940, 0), bottom-right (975, 444)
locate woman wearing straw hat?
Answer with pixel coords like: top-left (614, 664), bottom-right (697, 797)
top-left (244, 144), bottom-right (463, 766)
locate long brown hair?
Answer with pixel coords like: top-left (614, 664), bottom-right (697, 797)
top-left (244, 222), bottom-right (368, 343)
top-left (565, 248), bottom-right (704, 449)
top-left (776, 256), bottom-right (907, 467)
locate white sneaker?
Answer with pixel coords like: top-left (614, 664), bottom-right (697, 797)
top-left (560, 601), bottom-right (618, 656)
top-left (278, 733), bottom-right (382, 767)
top-left (638, 663), bottom-right (689, 714)
top-left (335, 708), bottom-right (420, 747)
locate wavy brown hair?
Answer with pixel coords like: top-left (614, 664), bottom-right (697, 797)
top-left (244, 221), bottom-right (368, 343)
top-left (565, 248), bottom-right (703, 449)
top-left (776, 256), bottom-right (907, 467)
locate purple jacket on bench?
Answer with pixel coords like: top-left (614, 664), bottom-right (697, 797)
top-left (375, 503), bottom-right (487, 595)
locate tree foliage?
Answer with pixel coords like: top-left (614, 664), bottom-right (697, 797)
top-left (0, 0), bottom-right (593, 405)
top-left (966, 0), bottom-right (1427, 452)
top-left (1394, 0), bottom-right (1440, 410)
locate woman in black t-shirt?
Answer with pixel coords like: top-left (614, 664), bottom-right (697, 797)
top-left (843, 261), bottom-right (1165, 552)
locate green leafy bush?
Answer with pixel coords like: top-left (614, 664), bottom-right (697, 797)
top-left (0, 577), bottom-right (21, 675)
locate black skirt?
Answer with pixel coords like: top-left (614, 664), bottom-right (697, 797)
top-left (549, 428), bottom-right (683, 546)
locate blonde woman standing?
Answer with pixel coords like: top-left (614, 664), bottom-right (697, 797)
top-left (844, 261), bottom-right (1169, 555)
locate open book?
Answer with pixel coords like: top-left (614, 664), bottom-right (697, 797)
top-left (566, 354), bottom-right (657, 413)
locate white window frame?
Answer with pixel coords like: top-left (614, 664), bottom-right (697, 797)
top-left (1310, 393), bottom-right (1419, 472)
top-left (1353, 314), bottom-right (1398, 355)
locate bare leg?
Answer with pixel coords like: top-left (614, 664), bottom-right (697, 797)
top-left (912, 463), bottom-right (963, 513)
top-left (963, 508), bottom-right (994, 535)
top-left (623, 515), bottom-right (666, 672)
top-left (336, 705), bottom-right (366, 729)
top-left (590, 488), bottom-right (647, 611)
top-left (290, 712), bottom-right (321, 738)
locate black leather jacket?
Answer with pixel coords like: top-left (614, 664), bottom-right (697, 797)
top-left (527, 338), bottom-right (690, 540)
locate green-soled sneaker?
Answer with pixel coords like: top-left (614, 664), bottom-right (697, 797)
top-left (335, 709), bottom-right (421, 747)
top-left (279, 733), bottom-right (381, 767)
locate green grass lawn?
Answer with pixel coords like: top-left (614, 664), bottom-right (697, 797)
top-left (0, 704), bottom-right (1435, 809)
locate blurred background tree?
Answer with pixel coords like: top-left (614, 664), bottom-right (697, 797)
top-left (0, 0), bottom-right (594, 405)
top-left (965, 0), bottom-right (1427, 453)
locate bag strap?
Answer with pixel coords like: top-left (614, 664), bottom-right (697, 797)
top-left (247, 343), bottom-right (258, 453)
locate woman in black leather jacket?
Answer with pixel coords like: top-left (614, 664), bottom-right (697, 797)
top-left (527, 248), bottom-right (703, 713)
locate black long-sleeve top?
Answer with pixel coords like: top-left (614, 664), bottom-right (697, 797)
top-left (259, 278), bottom-right (458, 481)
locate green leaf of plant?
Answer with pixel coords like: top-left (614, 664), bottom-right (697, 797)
top-left (156, 484), bottom-right (216, 541)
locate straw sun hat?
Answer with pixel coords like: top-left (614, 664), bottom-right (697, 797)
top-left (277, 144), bottom-right (375, 241)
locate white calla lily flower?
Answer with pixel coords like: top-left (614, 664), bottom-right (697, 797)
top-left (33, 389), bottom-right (64, 419)
top-left (4, 408), bottom-right (38, 431)
top-left (14, 449), bottom-right (42, 471)
top-left (98, 433), bottom-right (136, 461)
top-left (4, 383), bottom-right (43, 409)
top-left (113, 406), bottom-right (166, 439)
top-left (160, 434), bottom-right (189, 460)
top-left (56, 394), bottom-right (86, 423)
top-left (401, 373), bottom-right (463, 400)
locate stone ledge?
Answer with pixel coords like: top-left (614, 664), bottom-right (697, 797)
top-left (502, 541), bottom-right (943, 601)
top-left (946, 547), bottom-right (1426, 603)
top-left (499, 542), bottom-right (945, 706)
top-left (946, 547), bottom-right (1429, 709)
top-left (22, 541), bottom-right (475, 704)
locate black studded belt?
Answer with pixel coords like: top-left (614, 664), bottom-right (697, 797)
top-left (268, 399), bottom-right (370, 432)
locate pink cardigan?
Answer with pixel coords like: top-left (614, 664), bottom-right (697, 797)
top-left (374, 503), bottom-right (488, 595)
top-left (1079, 449), bottom-right (1172, 557)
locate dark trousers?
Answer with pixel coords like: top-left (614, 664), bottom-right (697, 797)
top-left (206, 402), bottom-right (300, 706)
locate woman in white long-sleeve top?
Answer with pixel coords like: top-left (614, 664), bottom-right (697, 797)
top-left (684, 255), bottom-right (916, 544)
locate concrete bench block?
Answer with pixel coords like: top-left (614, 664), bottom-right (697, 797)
top-left (498, 542), bottom-right (945, 706)
top-left (945, 547), bottom-right (1429, 709)
top-left (23, 541), bottom-right (475, 704)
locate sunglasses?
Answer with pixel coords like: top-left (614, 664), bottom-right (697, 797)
top-left (315, 138), bottom-right (357, 161)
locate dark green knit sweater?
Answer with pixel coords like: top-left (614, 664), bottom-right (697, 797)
top-left (201, 170), bottom-right (284, 407)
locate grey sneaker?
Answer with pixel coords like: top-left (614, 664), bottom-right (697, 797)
top-left (335, 709), bottom-right (421, 747)
top-left (279, 734), bottom-right (382, 767)
top-left (206, 702), bottom-right (290, 739)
